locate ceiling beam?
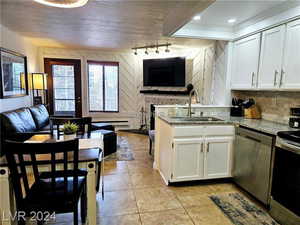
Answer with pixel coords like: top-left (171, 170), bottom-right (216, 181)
top-left (162, 0), bottom-right (215, 36)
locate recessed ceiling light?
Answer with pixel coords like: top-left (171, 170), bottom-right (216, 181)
top-left (193, 15), bottom-right (201, 21)
top-left (34, 0), bottom-right (89, 8)
top-left (228, 18), bottom-right (237, 24)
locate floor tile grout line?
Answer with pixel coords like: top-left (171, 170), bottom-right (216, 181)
top-left (138, 213), bottom-right (143, 225)
top-left (138, 207), bottom-right (187, 215)
top-left (174, 194), bottom-right (197, 225)
top-left (131, 186), bottom-right (144, 225)
top-left (99, 212), bottom-right (141, 218)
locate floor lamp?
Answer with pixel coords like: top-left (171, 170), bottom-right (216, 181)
top-left (30, 73), bottom-right (48, 105)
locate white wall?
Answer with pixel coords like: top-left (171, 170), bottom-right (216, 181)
top-left (39, 44), bottom-right (215, 128)
top-left (0, 24), bottom-right (39, 112)
top-left (211, 41), bottom-right (232, 106)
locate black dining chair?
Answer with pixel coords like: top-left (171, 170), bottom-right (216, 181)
top-left (4, 139), bottom-right (87, 225)
top-left (50, 117), bottom-right (103, 194)
top-left (50, 117), bottom-right (92, 139)
top-left (148, 104), bottom-right (156, 155)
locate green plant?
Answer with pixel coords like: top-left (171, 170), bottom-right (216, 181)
top-left (62, 122), bottom-right (78, 135)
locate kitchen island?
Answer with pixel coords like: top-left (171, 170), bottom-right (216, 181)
top-left (154, 114), bottom-right (294, 185)
top-left (154, 114), bottom-right (235, 184)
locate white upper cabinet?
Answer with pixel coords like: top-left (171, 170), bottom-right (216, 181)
top-left (231, 33), bottom-right (261, 90)
top-left (230, 18), bottom-right (300, 91)
top-left (281, 19), bottom-right (300, 90)
top-left (258, 25), bottom-right (286, 89)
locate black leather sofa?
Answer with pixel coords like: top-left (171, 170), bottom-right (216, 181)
top-left (0, 104), bottom-right (117, 156)
top-left (0, 105), bottom-right (51, 155)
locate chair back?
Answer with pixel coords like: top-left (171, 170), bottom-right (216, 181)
top-left (4, 139), bottom-right (80, 206)
top-left (50, 117), bottom-right (92, 139)
top-left (150, 104), bottom-right (155, 130)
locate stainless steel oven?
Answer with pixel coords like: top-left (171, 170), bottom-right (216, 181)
top-left (270, 136), bottom-right (300, 225)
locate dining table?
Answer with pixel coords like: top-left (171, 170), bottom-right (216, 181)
top-left (0, 133), bottom-right (103, 225)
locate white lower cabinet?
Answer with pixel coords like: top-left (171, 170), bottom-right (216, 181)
top-left (171, 136), bottom-right (233, 182)
top-left (172, 138), bottom-right (204, 182)
top-left (205, 137), bottom-right (233, 179)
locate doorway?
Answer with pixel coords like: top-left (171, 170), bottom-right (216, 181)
top-left (44, 58), bottom-right (82, 117)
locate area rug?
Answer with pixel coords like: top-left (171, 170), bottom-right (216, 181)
top-left (210, 192), bottom-right (279, 225)
top-left (104, 136), bottom-right (134, 161)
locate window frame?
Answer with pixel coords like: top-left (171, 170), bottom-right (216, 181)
top-left (87, 60), bottom-right (119, 113)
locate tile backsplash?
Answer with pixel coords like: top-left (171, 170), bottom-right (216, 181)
top-left (232, 91), bottom-right (300, 124)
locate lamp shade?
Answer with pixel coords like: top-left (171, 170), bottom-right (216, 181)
top-left (31, 73), bottom-right (47, 90)
top-left (20, 73), bottom-right (26, 89)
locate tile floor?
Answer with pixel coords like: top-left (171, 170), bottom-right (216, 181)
top-left (97, 131), bottom-right (240, 225)
top-left (52, 131), bottom-right (264, 225)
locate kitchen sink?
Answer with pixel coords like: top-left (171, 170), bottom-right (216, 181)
top-left (170, 116), bottom-right (224, 122)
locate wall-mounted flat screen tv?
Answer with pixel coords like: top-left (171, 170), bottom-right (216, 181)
top-left (143, 57), bottom-right (185, 87)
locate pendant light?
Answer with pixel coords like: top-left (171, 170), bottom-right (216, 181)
top-left (34, 0), bottom-right (89, 8)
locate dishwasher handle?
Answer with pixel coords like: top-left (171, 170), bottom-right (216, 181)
top-left (244, 135), bottom-right (261, 143)
top-left (236, 126), bottom-right (274, 146)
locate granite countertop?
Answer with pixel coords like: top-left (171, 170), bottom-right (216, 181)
top-left (154, 104), bottom-right (230, 108)
top-left (158, 114), bottom-right (296, 136)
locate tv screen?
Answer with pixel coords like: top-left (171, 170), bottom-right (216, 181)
top-left (143, 57), bottom-right (185, 87)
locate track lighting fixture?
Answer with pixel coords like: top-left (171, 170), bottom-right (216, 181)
top-left (132, 43), bottom-right (171, 55)
top-left (165, 45), bottom-right (170, 53)
top-left (155, 46), bottom-right (159, 54)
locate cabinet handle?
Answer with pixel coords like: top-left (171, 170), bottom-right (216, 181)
top-left (280, 69), bottom-right (284, 87)
top-left (251, 72), bottom-right (255, 87)
top-left (274, 70), bottom-right (278, 86)
top-left (207, 143), bottom-right (209, 153)
top-left (201, 143), bottom-right (203, 152)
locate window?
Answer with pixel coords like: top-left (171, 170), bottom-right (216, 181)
top-left (88, 61), bottom-right (119, 112)
top-left (52, 65), bottom-right (75, 114)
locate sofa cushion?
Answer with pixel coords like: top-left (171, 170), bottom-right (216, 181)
top-left (1, 108), bottom-right (37, 133)
top-left (29, 105), bottom-right (50, 129)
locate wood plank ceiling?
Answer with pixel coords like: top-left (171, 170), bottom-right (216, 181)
top-left (1, 0), bottom-right (214, 49)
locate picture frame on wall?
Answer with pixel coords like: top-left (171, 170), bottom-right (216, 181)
top-left (0, 47), bottom-right (28, 98)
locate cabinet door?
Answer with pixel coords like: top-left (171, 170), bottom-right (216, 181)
top-left (231, 33), bottom-right (261, 90)
top-left (172, 138), bottom-right (204, 182)
top-left (204, 137), bottom-right (233, 179)
top-left (281, 19), bottom-right (300, 89)
top-left (258, 25), bottom-right (285, 89)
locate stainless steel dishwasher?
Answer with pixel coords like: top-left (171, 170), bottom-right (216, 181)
top-left (233, 126), bottom-right (275, 205)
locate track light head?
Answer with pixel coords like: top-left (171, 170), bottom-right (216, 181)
top-left (132, 43), bottom-right (171, 55)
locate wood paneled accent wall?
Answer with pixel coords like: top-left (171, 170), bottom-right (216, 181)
top-left (39, 45), bottom-right (216, 128)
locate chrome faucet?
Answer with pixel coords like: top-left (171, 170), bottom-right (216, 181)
top-left (187, 88), bottom-right (201, 117)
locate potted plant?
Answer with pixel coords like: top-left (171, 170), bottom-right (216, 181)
top-left (61, 122), bottom-right (78, 140)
